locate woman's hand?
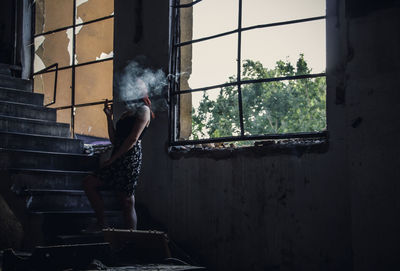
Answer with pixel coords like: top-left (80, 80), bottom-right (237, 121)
top-left (103, 99), bottom-right (113, 118)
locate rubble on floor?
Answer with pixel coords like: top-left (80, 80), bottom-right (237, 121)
top-left (1, 230), bottom-right (206, 271)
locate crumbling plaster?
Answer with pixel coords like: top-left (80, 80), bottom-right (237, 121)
top-left (114, 0), bottom-right (400, 270)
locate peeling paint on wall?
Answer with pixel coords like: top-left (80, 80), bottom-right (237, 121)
top-left (66, 28), bottom-right (74, 65)
top-left (96, 51), bottom-right (114, 60)
top-left (76, 0), bottom-right (89, 7)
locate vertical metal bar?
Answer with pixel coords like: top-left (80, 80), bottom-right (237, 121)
top-left (168, 0), bottom-right (173, 145)
top-left (13, 0), bottom-right (19, 67)
top-left (168, 0), bottom-right (177, 145)
top-left (170, 0), bottom-right (179, 144)
top-left (71, 0), bottom-right (77, 137)
top-left (53, 64), bottom-right (58, 104)
top-left (237, 0), bottom-right (244, 136)
top-left (176, 5), bottom-right (181, 142)
top-left (31, 0), bottom-right (36, 89)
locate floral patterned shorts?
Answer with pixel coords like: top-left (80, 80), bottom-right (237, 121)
top-left (93, 141), bottom-right (142, 196)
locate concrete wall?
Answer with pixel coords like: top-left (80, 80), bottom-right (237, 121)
top-left (0, 0), bottom-right (15, 64)
top-left (114, 0), bottom-right (400, 270)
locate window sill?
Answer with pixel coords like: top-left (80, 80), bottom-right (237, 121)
top-left (168, 136), bottom-right (329, 160)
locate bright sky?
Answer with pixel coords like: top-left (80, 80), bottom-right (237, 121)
top-left (187, 0), bottom-right (326, 107)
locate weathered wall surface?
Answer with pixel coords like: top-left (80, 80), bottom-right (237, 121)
top-left (114, 0), bottom-right (400, 270)
top-left (345, 2), bottom-right (400, 270)
top-left (0, 0), bottom-right (14, 64)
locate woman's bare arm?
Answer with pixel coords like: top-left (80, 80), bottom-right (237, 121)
top-left (104, 101), bottom-right (116, 144)
top-left (103, 106), bottom-right (150, 166)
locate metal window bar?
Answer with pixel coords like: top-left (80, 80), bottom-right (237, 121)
top-left (33, 63), bottom-right (59, 106)
top-left (53, 94), bottom-right (165, 111)
top-left (33, 14), bottom-right (114, 38)
top-left (171, 0), bottom-right (203, 8)
top-left (33, 57), bottom-right (113, 76)
top-left (32, 1), bottom-right (115, 137)
top-left (168, 0), bottom-right (174, 144)
top-left (175, 16), bottom-right (326, 48)
top-left (237, 0), bottom-right (244, 136)
top-left (169, 0), bottom-right (327, 145)
top-left (176, 6), bottom-right (182, 141)
top-left (168, 0), bottom-right (181, 143)
top-left (173, 73), bottom-right (326, 95)
top-left (71, 0), bottom-right (77, 136)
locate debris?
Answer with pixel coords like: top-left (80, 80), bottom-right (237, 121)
top-left (2, 243), bottom-right (112, 271)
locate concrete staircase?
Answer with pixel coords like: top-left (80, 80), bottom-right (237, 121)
top-left (0, 64), bottom-right (121, 248)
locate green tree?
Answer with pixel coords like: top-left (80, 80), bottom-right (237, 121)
top-left (191, 54), bottom-right (326, 140)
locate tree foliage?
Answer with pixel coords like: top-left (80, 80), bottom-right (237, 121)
top-left (191, 54), bottom-right (326, 140)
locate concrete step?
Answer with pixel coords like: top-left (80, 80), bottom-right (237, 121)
top-left (8, 168), bottom-right (90, 194)
top-left (26, 189), bottom-right (121, 212)
top-left (0, 74), bottom-right (31, 91)
top-left (0, 101), bottom-right (56, 121)
top-left (54, 234), bottom-right (105, 245)
top-left (0, 131), bottom-right (83, 153)
top-left (0, 87), bottom-right (44, 106)
top-left (0, 148), bottom-right (98, 171)
top-left (0, 63), bottom-right (11, 76)
top-left (28, 211), bottom-right (123, 245)
top-left (0, 115), bottom-right (70, 137)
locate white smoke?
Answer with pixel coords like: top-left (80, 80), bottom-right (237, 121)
top-left (115, 60), bottom-right (168, 113)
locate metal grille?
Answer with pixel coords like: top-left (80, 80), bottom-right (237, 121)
top-left (168, 0), bottom-right (327, 146)
top-left (32, 0), bottom-right (114, 137)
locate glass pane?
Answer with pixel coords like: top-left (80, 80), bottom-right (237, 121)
top-left (33, 68), bottom-right (72, 108)
top-left (75, 104), bottom-right (108, 138)
top-left (241, 19), bottom-right (326, 79)
top-left (242, 78), bottom-right (326, 135)
top-left (35, 0), bottom-right (73, 34)
top-left (242, 0), bottom-right (326, 27)
top-left (75, 61), bottom-right (113, 104)
top-left (185, 34), bottom-right (237, 90)
top-left (190, 87), bottom-right (240, 140)
top-left (76, 0), bottom-right (114, 23)
top-left (75, 18), bottom-right (114, 64)
top-left (34, 30), bottom-right (72, 72)
top-left (180, 0), bottom-right (238, 43)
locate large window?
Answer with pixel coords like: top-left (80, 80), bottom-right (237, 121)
top-left (33, 0), bottom-right (114, 138)
top-left (169, 0), bottom-right (327, 146)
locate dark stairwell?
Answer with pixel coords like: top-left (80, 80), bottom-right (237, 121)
top-left (0, 63), bottom-right (123, 249)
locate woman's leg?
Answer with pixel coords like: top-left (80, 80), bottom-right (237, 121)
top-left (119, 193), bottom-right (137, 230)
top-left (82, 175), bottom-right (105, 227)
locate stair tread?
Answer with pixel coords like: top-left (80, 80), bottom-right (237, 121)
top-left (0, 130), bottom-right (80, 141)
top-left (0, 114), bottom-right (70, 137)
top-left (0, 113), bottom-right (68, 125)
top-left (0, 86), bottom-right (41, 94)
top-left (31, 210), bottom-right (122, 215)
top-left (56, 234), bottom-right (103, 238)
top-left (0, 99), bottom-right (50, 109)
top-left (0, 74), bottom-right (32, 91)
top-left (0, 88), bottom-right (44, 106)
top-left (0, 147), bottom-right (92, 157)
top-left (25, 189), bottom-right (116, 195)
top-left (7, 167), bottom-right (92, 174)
top-left (0, 74), bottom-right (30, 82)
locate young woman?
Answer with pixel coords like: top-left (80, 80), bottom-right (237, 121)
top-left (82, 95), bottom-right (153, 231)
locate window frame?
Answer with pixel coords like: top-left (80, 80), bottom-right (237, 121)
top-left (168, 0), bottom-right (327, 146)
top-left (32, 0), bottom-right (114, 137)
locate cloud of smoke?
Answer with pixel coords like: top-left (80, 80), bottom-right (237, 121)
top-left (114, 60), bottom-right (168, 113)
